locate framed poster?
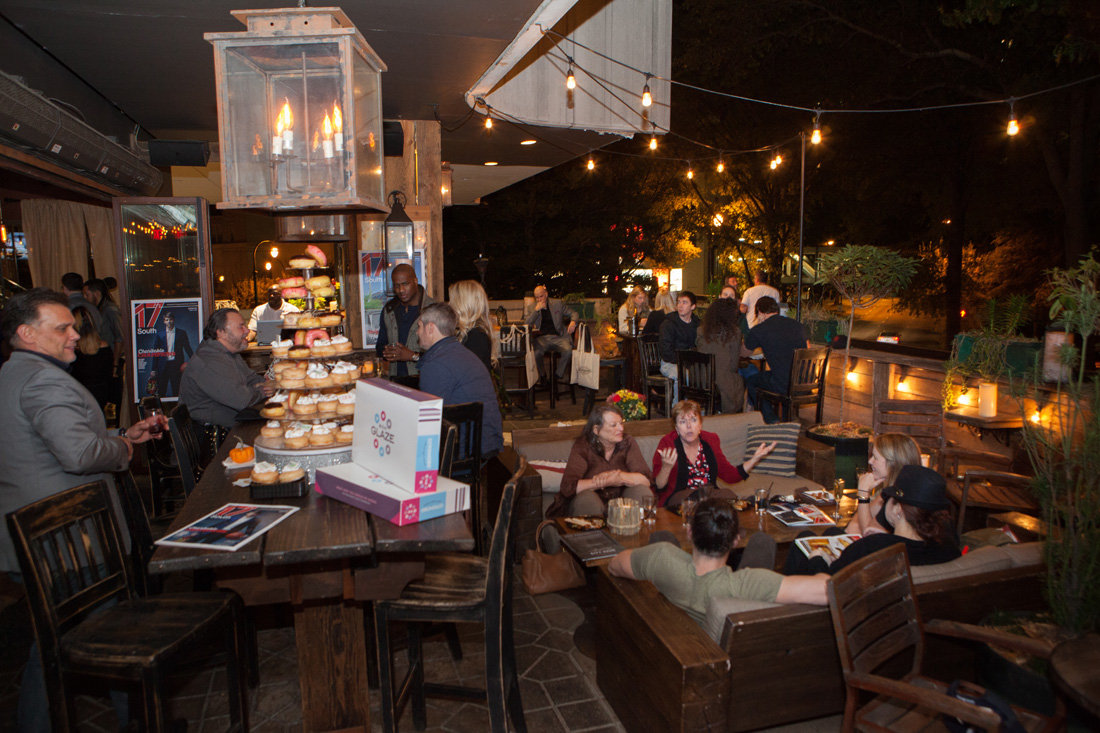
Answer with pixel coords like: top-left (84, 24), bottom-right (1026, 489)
top-left (132, 297), bottom-right (202, 402)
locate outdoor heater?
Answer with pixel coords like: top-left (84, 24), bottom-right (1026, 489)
top-left (206, 7), bottom-right (387, 211)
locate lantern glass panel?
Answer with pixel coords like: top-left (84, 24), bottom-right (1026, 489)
top-left (215, 39), bottom-right (382, 209)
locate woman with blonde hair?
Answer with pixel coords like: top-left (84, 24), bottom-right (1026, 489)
top-left (641, 286), bottom-right (675, 336)
top-left (618, 286), bottom-right (651, 335)
top-left (847, 432), bottom-right (922, 536)
top-left (448, 279), bottom-right (498, 372)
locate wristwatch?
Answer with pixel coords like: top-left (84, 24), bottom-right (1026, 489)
top-left (411, 352), bottom-right (420, 362)
top-left (117, 427), bottom-right (128, 438)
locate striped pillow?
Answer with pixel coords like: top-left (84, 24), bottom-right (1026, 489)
top-left (744, 423), bottom-right (800, 477)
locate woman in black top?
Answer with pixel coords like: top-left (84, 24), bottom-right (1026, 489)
top-left (785, 465), bottom-right (960, 575)
top-left (449, 279), bottom-right (497, 372)
top-left (640, 287), bottom-right (675, 337)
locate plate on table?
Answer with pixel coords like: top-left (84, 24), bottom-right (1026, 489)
top-left (797, 488), bottom-right (835, 506)
top-left (563, 516), bottom-right (605, 530)
top-left (223, 455), bottom-right (256, 470)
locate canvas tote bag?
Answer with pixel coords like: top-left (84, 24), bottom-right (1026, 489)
top-left (570, 323), bottom-right (600, 390)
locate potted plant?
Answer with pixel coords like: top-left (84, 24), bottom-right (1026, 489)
top-left (809, 245), bottom-right (917, 484)
top-left (813, 244), bottom-right (918, 427)
top-left (943, 295), bottom-right (1039, 417)
top-left (799, 300), bottom-right (841, 345)
top-left (1020, 252), bottom-right (1100, 636)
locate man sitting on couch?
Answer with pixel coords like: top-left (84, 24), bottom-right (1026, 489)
top-left (609, 498), bottom-right (828, 625)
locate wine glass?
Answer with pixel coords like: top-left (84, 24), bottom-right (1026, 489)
top-left (832, 478), bottom-right (845, 521)
top-left (146, 408), bottom-right (165, 438)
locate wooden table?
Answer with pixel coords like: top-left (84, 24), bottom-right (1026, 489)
top-left (149, 423), bottom-right (474, 733)
top-left (945, 406), bottom-right (1024, 445)
top-left (556, 502), bottom-right (854, 569)
top-left (1050, 633), bottom-right (1100, 719)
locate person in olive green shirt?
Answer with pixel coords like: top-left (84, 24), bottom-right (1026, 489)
top-left (609, 498), bottom-right (828, 626)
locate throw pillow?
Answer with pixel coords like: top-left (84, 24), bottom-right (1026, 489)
top-left (744, 422), bottom-right (800, 477)
top-left (529, 460), bottom-right (568, 493)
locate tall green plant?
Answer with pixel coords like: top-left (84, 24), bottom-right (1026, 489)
top-left (1019, 252), bottom-right (1100, 634)
top-left (817, 245), bottom-right (917, 422)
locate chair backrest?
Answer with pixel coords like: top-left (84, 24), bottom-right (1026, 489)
top-left (826, 543), bottom-right (924, 682)
top-left (873, 399), bottom-right (946, 457)
top-left (168, 402), bottom-right (202, 495)
top-left (789, 347), bottom-right (830, 398)
top-left (114, 469), bottom-right (161, 596)
top-left (677, 350), bottom-right (716, 413)
top-left (637, 335), bottom-right (664, 376)
top-left (438, 419), bottom-right (458, 478)
top-left (6, 481), bottom-right (136, 685)
top-left (442, 402), bottom-right (484, 481)
top-left (498, 324), bottom-right (530, 358)
top-left (485, 459), bottom-right (526, 618)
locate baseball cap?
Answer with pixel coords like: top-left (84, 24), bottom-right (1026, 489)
top-left (881, 465), bottom-right (951, 512)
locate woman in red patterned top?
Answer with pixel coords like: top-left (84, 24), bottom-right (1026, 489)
top-left (652, 400), bottom-right (775, 507)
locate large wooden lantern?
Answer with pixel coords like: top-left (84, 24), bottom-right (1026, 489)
top-left (206, 7), bottom-right (386, 211)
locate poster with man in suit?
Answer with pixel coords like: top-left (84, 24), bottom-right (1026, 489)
top-left (133, 298), bottom-right (201, 401)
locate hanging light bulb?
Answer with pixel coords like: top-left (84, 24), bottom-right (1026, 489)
top-left (811, 111), bottom-right (823, 144)
top-left (566, 62), bottom-right (576, 90)
top-left (586, 156), bottom-right (595, 171)
top-left (649, 135), bottom-right (658, 151)
top-left (484, 115), bottom-right (493, 130)
top-left (716, 157), bottom-right (725, 173)
top-left (686, 163), bottom-right (694, 180)
top-left (641, 73), bottom-right (652, 108)
top-left (774, 154), bottom-right (783, 166)
top-left (1007, 99), bottom-right (1019, 136)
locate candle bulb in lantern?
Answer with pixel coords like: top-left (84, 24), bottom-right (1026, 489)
top-left (332, 103), bottom-right (343, 152)
top-left (280, 99), bottom-right (293, 152)
top-left (272, 111), bottom-right (284, 156)
top-left (322, 113), bottom-right (334, 158)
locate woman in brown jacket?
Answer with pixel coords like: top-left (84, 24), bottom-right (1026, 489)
top-left (547, 404), bottom-right (654, 517)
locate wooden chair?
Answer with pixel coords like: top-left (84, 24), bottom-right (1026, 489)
top-left (438, 419), bottom-right (458, 479)
top-left (372, 460), bottom-right (528, 733)
top-left (496, 324), bottom-right (535, 417)
top-left (114, 469), bottom-right (161, 597)
top-left (951, 469), bottom-right (1039, 536)
top-left (167, 402), bottom-right (203, 497)
top-left (442, 402), bottom-right (486, 554)
top-left (756, 347), bottom-right (830, 424)
top-left (137, 396), bottom-right (185, 518)
top-left (637, 335), bottom-right (672, 417)
top-left (677, 349), bottom-right (718, 414)
top-left (6, 480), bottom-right (250, 732)
top-left (826, 544), bottom-right (1061, 733)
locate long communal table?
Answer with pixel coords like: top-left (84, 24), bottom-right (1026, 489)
top-left (149, 423), bottom-right (474, 733)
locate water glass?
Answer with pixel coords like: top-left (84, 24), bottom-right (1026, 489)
top-left (754, 487), bottom-right (769, 514)
top-left (680, 498), bottom-right (697, 528)
top-left (641, 495), bottom-right (657, 524)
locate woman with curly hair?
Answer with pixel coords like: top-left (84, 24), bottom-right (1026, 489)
top-left (547, 404), bottom-right (653, 518)
top-left (696, 297), bottom-right (746, 412)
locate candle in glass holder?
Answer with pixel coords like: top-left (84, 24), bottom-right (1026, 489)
top-left (332, 103), bottom-right (344, 152)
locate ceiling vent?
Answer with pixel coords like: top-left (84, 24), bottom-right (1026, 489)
top-left (0, 70), bottom-right (162, 195)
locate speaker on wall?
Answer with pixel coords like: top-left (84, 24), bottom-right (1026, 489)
top-left (383, 120), bottom-right (403, 157)
top-left (148, 140), bottom-right (211, 167)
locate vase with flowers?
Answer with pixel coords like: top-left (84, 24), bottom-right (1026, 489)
top-left (608, 389), bottom-right (647, 421)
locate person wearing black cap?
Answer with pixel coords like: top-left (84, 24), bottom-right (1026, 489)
top-left (784, 465), bottom-right (960, 576)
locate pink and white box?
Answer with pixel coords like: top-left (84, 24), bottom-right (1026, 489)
top-left (314, 463), bottom-right (469, 526)
top-left (352, 378), bottom-right (441, 493)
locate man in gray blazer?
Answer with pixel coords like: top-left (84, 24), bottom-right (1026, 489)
top-left (0, 287), bottom-right (165, 731)
top-left (524, 285), bottom-right (578, 385)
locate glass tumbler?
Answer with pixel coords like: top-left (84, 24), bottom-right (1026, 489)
top-left (680, 498), bottom-right (697, 528)
top-left (641, 495), bottom-right (657, 524)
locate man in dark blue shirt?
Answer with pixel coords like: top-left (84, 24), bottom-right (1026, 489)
top-left (743, 296), bottom-right (809, 423)
top-left (417, 302), bottom-right (503, 457)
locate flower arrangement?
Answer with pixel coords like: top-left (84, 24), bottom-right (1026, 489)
top-left (608, 389), bottom-right (647, 421)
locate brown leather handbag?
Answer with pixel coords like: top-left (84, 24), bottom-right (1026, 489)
top-left (520, 520), bottom-right (586, 595)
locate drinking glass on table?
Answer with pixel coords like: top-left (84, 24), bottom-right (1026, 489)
top-left (832, 478), bottom-right (845, 521)
top-left (641, 495), bottom-right (657, 525)
top-left (146, 408), bottom-right (166, 438)
top-left (680, 498), bottom-right (697, 528)
top-left (754, 487), bottom-right (769, 514)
